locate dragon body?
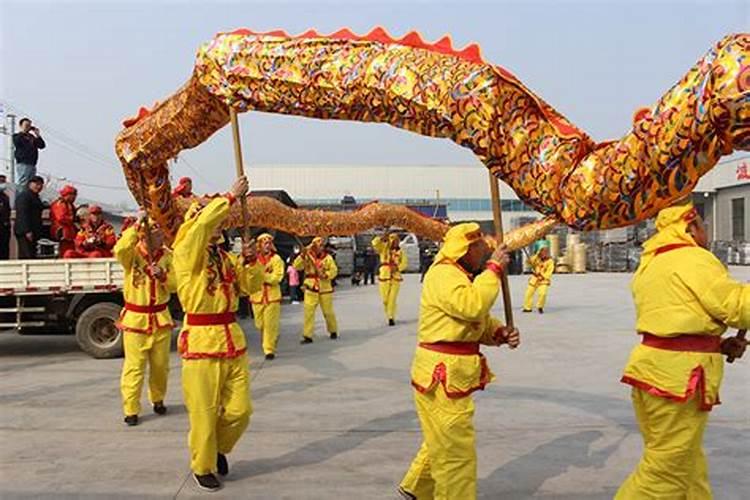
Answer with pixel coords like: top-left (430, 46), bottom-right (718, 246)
top-left (115, 28), bottom-right (749, 245)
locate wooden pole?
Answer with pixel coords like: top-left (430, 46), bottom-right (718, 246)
top-left (229, 108), bottom-right (250, 242)
top-left (137, 171), bottom-right (154, 260)
top-left (489, 172), bottom-right (514, 328)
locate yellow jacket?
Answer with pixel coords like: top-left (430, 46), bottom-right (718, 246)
top-left (173, 197), bottom-right (263, 359)
top-left (528, 254), bottom-right (554, 286)
top-left (250, 253), bottom-right (285, 305)
top-left (114, 226), bottom-right (175, 334)
top-left (372, 236), bottom-right (408, 281)
top-left (293, 253), bottom-right (338, 294)
top-left (411, 260), bottom-right (504, 398)
top-left (624, 245), bottom-right (750, 409)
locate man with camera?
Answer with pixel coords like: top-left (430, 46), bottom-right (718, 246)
top-left (13, 118), bottom-right (46, 192)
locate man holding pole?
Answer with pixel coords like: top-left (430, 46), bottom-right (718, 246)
top-left (250, 233), bottom-right (285, 360)
top-left (115, 217), bottom-right (175, 426)
top-left (615, 201), bottom-right (749, 499)
top-left (293, 237), bottom-right (339, 343)
top-left (399, 223), bottom-right (520, 500)
top-left (372, 231), bottom-right (408, 326)
top-left (173, 176), bottom-right (263, 492)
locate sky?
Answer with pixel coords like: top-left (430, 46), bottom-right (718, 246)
top-left (1, 0), bottom-right (748, 206)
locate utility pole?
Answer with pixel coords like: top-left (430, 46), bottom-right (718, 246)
top-left (7, 114), bottom-right (16, 186)
top-left (0, 113), bottom-right (16, 185)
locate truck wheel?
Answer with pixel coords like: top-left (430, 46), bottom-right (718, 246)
top-left (75, 302), bottom-right (123, 358)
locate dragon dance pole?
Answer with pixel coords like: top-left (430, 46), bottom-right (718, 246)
top-left (489, 172), bottom-right (515, 329)
top-left (229, 108), bottom-right (251, 243)
top-left (137, 171), bottom-right (154, 261)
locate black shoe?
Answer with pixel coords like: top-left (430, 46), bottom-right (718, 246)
top-left (300, 337), bottom-right (313, 344)
top-left (217, 453), bottom-right (229, 477)
top-left (329, 332), bottom-right (338, 340)
top-left (124, 415), bottom-right (138, 426)
top-left (538, 308), bottom-right (544, 314)
top-left (153, 401), bottom-right (167, 415)
top-left (522, 309), bottom-right (532, 313)
top-left (193, 473), bottom-right (221, 492)
top-left (265, 353), bottom-right (275, 360)
top-left (388, 319), bottom-right (396, 326)
top-left (397, 487), bottom-right (417, 499)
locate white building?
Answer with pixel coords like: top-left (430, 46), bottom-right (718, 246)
top-left (248, 164), bottom-right (539, 229)
top-left (248, 158), bottom-right (749, 242)
top-left (694, 156), bottom-right (750, 242)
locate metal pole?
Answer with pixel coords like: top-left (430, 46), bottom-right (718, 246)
top-left (489, 172), bottom-right (514, 329)
top-left (229, 108), bottom-right (250, 242)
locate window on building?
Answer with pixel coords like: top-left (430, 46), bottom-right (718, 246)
top-left (731, 198), bottom-right (745, 241)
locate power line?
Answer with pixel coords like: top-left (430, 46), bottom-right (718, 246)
top-left (0, 99), bottom-right (122, 173)
top-left (175, 155), bottom-right (221, 190)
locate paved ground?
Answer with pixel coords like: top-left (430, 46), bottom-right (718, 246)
top-left (1, 270), bottom-right (748, 499)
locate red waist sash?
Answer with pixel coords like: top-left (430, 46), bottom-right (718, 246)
top-left (641, 332), bottom-right (721, 353)
top-left (419, 341), bottom-right (480, 355)
top-left (186, 312), bottom-right (237, 326)
top-left (124, 302), bottom-right (168, 313)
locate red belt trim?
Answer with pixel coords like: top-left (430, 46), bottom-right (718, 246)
top-left (655, 243), bottom-right (694, 255)
top-left (124, 302), bottom-right (168, 313)
top-left (180, 347), bottom-right (247, 360)
top-left (419, 341), bottom-right (480, 355)
top-left (185, 312), bottom-right (237, 326)
top-left (641, 332), bottom-right (721, 353)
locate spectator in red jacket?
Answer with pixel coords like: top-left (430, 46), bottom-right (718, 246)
top-left (120, 216), bottom-right (137, 236)
top-left (50, 184), bottom-right (79, 257)
top-left (65, 205), bottom-right (117, 258)
top-left (172, 177), bottom-right (193, 198)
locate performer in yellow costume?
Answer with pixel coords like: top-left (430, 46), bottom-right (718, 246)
top-left (293, 237), bottom-right (339, 343)
top-left (172, 177), bottom-right (264, 492)
top-left (523, 245), bottom-right (554, 313)
top-left (372, 232), bottom-right (408, 326)
top-left (399, 223), bottom-right (520, 500)
top-left (615, 201), bottom-right (749, 500)
top-left (115, 218), bottom-right (175, 426)
top-left (250, 233), bottom-right (284, 360)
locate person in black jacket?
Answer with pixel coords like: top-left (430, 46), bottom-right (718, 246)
top-left (14, 176), bottom-right (45, 259)
top-left (13, 118), bottom-right (46, 192)
top-left (0, 175), bottom-right (10, 260)
top-left (364, 246), bottom-right (378, 285)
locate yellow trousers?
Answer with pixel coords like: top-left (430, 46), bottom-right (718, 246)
top-left (400, 387), bottom-right (477, 500)
top-left (302, 291), bottom-right (338, 339)
top-left (252, 302), bottom-right (281, 355)
top-left (523, 283), bottom-right (549, 310)
top-left (615, 388), bottom-right (711, 500)
top-left (379, 280), bottom-right (401, 320)
top-left (120, 328), bottom-right (171, 416)
top-left (181, 355), bottom-right (252, 475)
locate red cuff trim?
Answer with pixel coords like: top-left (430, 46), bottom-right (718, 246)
top-left (485, 260), bottom-right (504, 277)
top-left (493, 326), bottom-right (507, 344)
top-left (225, 192), bottom-right (237, 205)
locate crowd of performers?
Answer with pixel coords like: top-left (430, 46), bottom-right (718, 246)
top-left (110, 175), bottom-right (747, 497)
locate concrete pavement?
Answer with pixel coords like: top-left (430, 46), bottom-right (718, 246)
top-left (1, 270), bottom-right (748, 499)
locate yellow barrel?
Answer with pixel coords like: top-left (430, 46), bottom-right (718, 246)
top-left (546, 234), bottom-right (560, 259)
top-left (566, 233), bottom-right (580, 254)
top-left (572, 243), bottom-right (587, 273)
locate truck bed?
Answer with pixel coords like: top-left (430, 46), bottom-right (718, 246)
top-left (0, 258), bottom-right (124, 296)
